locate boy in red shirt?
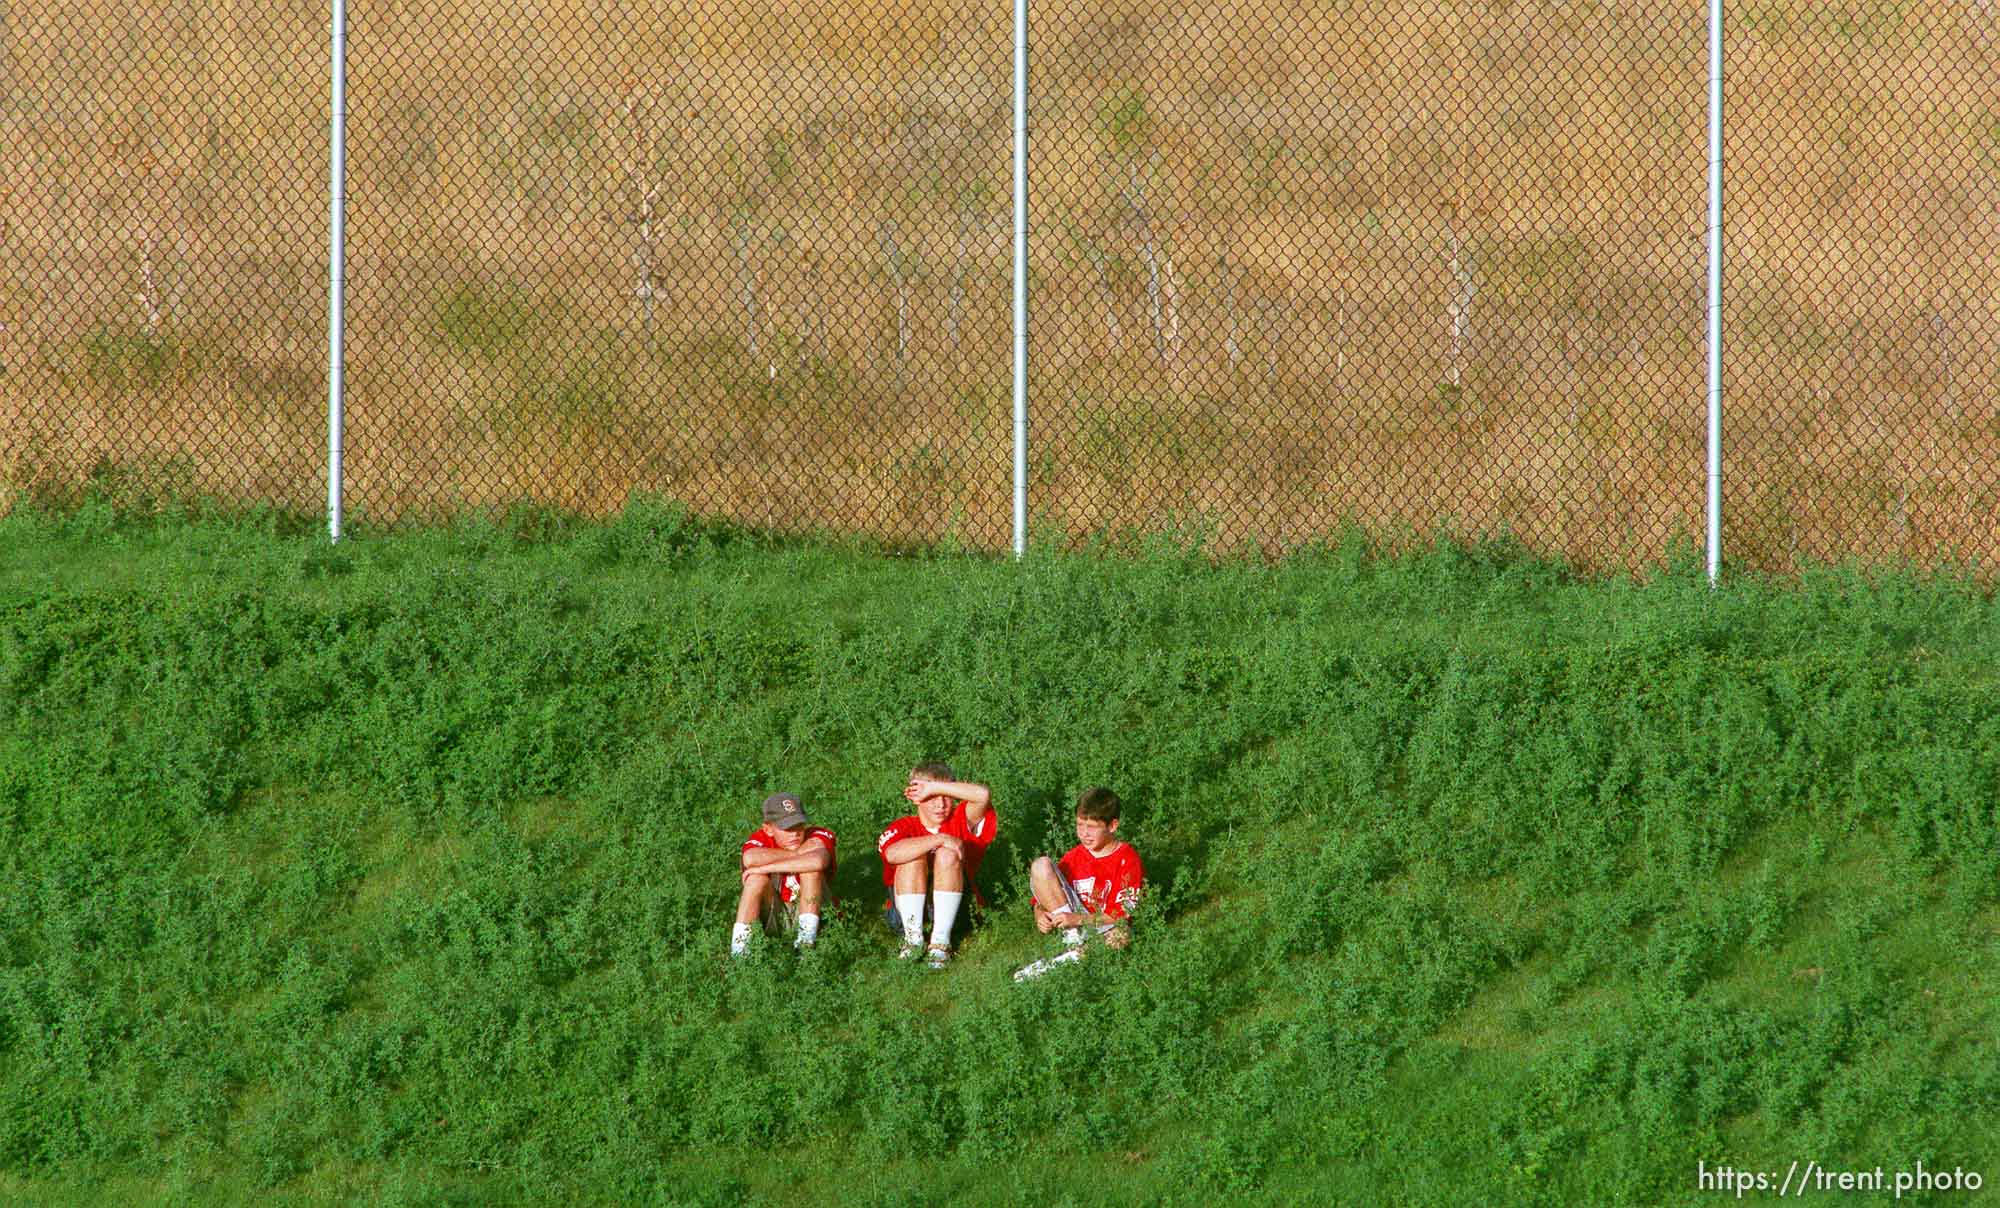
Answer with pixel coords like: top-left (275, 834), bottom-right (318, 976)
top-left (1014, 787), bottom-right (1143, 981)
top-left (876, 763), bottom-right (997, 968)
top-left (732, 792), bottom-right (835, 957)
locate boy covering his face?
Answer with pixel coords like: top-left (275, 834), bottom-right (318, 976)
top-left (876, 763), bottom-right (997, 967)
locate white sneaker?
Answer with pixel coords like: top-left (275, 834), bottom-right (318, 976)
top-left (1013, 948), bottom-right (1085, 982)
top-left (1061, 928), bottom-right (1085, 948)
top-left (925, 943), bottom-right (952, 970)
top-left (896, 941), bottom-right (923, 961)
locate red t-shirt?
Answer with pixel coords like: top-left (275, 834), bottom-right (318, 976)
top-left (742, 825), bottom-right (837, 905)
top-left (877, 799), bottom-right (999, 902)
top-left (1057, 842), bottom-right (1144, 919)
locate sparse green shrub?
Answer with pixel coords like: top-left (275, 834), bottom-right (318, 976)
top-left (433, 284), bottom-right (537, 360)
top-left (79, 325), bottom-right (187, 390)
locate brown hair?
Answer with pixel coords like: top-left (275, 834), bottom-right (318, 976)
top-left (911, 762), bottom-right (955, 782)
top-left (1075, 786), bottom-right (1122, 822)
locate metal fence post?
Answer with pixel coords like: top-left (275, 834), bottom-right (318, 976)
top-left (1011, 0), bottom-right (1029, 559)
top-left (1706, 0), bottom-right (1723, 584)
top-left (328, 0), bottom-right (347, 543)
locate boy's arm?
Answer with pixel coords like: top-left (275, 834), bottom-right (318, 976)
top-left (742, 841), bottom-right (832, 876)
top-left (958, 781), bottom-right (993, 830)
top-left (1067, 902), bottom-right (1132, 930)
top-left (907, 777), bottom-right (993, 827)
top-left (881, 833), bottom-right (961, 865)
top-left (1034, 899), bottom-right (1085, 928)
top-left (1040, 904), bottom-right (1116, 930)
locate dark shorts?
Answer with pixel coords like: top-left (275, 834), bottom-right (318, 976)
top-left (759, 892), bottom-right (799, 938)
top-left (883, 895), bottom-right (974, 942)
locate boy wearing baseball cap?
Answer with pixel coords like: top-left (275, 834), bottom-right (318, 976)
top-left (733, 792), bottom-right (836, 957)
top-left (876, 763), bottom-right (997, 968)
top-left (1014, 787), bottom-right (1143, 981)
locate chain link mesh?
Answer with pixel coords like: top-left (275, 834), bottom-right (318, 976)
top-left (1032, 1), bottom-right (1711, 564)
top-left (1728, 2), bottom-right (1999, 568)
top-left (2, 1), bottom-right (328, 514)
top-left (1, 3), bottom-right (1994, 569)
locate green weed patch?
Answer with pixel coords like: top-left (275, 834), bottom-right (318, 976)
top-left (0, 500), bottom-right (1994, 1203)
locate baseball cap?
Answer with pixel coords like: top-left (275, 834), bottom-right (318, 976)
top-left (762, 792), bottom-right (809, 829)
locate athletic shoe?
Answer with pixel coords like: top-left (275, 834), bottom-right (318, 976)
top-left (1012, 948), bottom-right (1085, 983)
top-left (896, 942), bottom-right (923, 961)
top-left (925, 943), bottom-right (952, 969)
top-left (1061, 928), bottom-right (1085, 948)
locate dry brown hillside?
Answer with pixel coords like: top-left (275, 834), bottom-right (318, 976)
top-left (1, 0), bottom-right (1995, 567)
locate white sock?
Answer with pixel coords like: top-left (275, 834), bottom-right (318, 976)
top-left (1061, 927), bottom-right (1084, 948)
top-left (795, 913), bottom-right (820, 947)
top-left (930, 891), bottom-right (963, 947)
top-left (895, 894), bottom-right (926, 946)
top-left (730, 922), bottom-right (753, 955)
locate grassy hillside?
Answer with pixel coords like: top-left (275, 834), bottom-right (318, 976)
top-left (3, 1), bottom-right (1996, 564)
top-left (0, 497), bottom-right (1996, 1204)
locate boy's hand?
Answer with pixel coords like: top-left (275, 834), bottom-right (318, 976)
top-left (905, 776), bottom-right (952, 805)
top-left (1047, 910), bottom-right (1084, 928)
top-left (934, 835), bottom-right (965, 858)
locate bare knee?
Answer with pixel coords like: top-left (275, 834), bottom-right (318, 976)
top-left (1030, 855), bottom-right (1056, 877)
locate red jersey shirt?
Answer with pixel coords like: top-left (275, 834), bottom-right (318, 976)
top-left (1057, 841), bottom-right (1144, 919)
top-left (742, 825), bottom-right (837, 905)
top-left (877, 799), bottom-right (999, 902)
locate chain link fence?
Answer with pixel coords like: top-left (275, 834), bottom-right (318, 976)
top-left (2, 0), bottom-right (329, 513)
top-left (1, 2), bottom-right (1995, 570)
